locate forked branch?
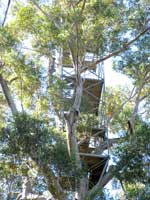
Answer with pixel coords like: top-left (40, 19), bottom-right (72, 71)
top-left (82, 26), bottom-right (150, 72)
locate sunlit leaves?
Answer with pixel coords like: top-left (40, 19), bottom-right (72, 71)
top-left (16, 6), bottom-right (37, 32)
top-left (1, 113), bottom-right (82, 178)
top-left (106, 86), bottom-right (133, 133)
top-left (114, 122), bottom-right (150, 185)
top-left (0, 26), bottom-right (18, 50)
top-left (124, 182), bottom-right (150, 200)
top-left (0, 0), bottom-right (149, 198)
top-left (1, 50), bottom-right (40, 109)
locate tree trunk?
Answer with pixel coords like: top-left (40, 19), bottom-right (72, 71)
top-left (64, 74), bottom-right (88, 199)
top-left (0, 74), bottom-right (18, 114)
top-left (29, 151), bottom-right (66, 200)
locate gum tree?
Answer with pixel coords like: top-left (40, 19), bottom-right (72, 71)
top-left (0, 0), bottom-right (150, 199)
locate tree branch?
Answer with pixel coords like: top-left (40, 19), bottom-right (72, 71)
top-left (79, 0), bottom-right (86, 16)
top-left (107, 86), bottom-right (136, 124)
top-left (94, 26), bottom-right (150, 63)
top-left (0, 74), bottom-right (18, 114)
top-left (139, 94), bottom-right (149, 102)
top-left (41, 165), bottom-right (66, 200)
top-left (29, 0), bottom-right (60, 29)
top-left (129, 72), bottom-right (149, 125)
top-left (2, 0), bottom-right (11, 26)
top-left (81, 26), bottom-right (150, 72)
top-left (30, 152), bottom-right (66, 200)
top-left (88, 165), bottom-right (115, 198)
top-left (76, 0), bottom-right (83, 5)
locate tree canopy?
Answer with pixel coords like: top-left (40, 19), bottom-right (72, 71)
top-left (0, 0), bottom-right (150, 199)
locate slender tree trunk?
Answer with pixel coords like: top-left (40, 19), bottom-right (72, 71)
top-left (129, 78), bottom-right (146, 126)
top-left (0, 74), bottom-right (18, 114)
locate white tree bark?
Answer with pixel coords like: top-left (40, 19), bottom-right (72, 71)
top-left (0, 74), bottom-right (18, 114)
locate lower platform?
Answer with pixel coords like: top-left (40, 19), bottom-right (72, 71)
top-left (60, 153), bottom-right (108, 190)
top-left (79, 153), bottom-right (108, 188)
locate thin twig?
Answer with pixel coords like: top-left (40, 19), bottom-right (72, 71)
top-left (80, 0), bottom-right (86, 16)
top-left (107, 86), bottom-right (136, 124)
top-left (30, 0), bottom-right (60, 29)
top-left (2, 0), bottom-right (11, 26)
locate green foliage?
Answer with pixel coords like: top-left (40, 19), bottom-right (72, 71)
top-left (114, 121), bottom-right (150, 184)
top-left (1, 50), bottom-right (41, 109)
top-left (85, 188), bottom-right (114, 200)
top-left (10, 0), bottom-right (134, 58)
top-left (1, 113), bottom-right (85, 179)
top-left (77, 113), bottom-right (98, 139)
top-left (0, 26), bottom-right (18, 50)
top-left (123, 182), bottom-right (150, 200)
top-left (114, 34), bottom-right (150, 81)
top-left (0, 0), bottom-right (149, 198)
top-left (48, 76), bottom-right (67, 111)
top-left (0, 94), bottom-right (8, 129)
top-left (106, 86), bottom-right (133, 133)
top-left (16, 6), bottom-right (37, 32)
